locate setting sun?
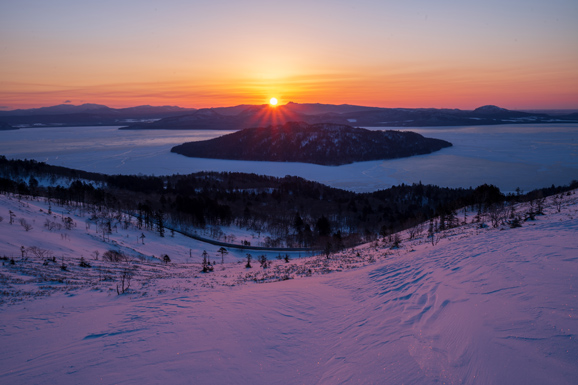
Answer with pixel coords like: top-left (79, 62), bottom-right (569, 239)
top-left (269, 98), bottom-right (278, 106)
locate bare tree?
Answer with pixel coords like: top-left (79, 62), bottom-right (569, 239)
top-left (428, 219), bottom-right (440, 246)
top-left (526, 199), bottom-right (537, 221)
top-left (27, 246), bottom-right (50, 260)
top-left (63, 216), bottom-right (74, 230)
top-left (45, 219), bottom-right (62, 231)
top-left (408, 223), bottom-right (424, 240)
top-left (390, 233), bottom-right (401, 249)
top-left (488, 204), bottom-right (505, 228)
top-left (508, 203), bottom-right (517, 219)
top-left (536, 197), bottom-right (546, 215)
top-left (553, 194), bottom-right (563, 213)
top-left (116, 269), bottom-right (133, 295)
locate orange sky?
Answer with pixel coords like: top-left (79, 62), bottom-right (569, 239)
top-left (1, 0), bottom-right (577, 110)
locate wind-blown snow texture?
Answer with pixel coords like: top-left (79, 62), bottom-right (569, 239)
top-left (1, 192), bottom-right (577, 384)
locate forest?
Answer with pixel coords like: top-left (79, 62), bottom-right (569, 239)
top-left (1, 156), bottom-right (576, 250)
top-left (170, 122), bottom-right (452, 165)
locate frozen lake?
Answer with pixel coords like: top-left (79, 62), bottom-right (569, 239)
top-left (1, 124), bottom-right (577, 193)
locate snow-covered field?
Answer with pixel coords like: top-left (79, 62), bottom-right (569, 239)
top-left (1, 191), bottom-right (577, 384)
top-left (1, 124), bottom-right (577, 192)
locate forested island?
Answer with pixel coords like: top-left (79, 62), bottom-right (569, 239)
top-left (171, 122), bottom-right (452, 165)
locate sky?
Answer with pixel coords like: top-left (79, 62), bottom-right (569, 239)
top-left (1, 0), bottom-right (577, 110)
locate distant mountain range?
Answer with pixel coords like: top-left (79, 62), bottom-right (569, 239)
top-left (171, 122), bottom-right (452, 166)
top-left (0, 103), bottom-right (196, 128)
top-left (1, 102), bottom-right (577, 130)
top-left (121, 103), bottom-right (578, 130)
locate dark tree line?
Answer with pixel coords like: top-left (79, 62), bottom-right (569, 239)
top-left (1, 156), bottom-right (576, 249)
top-left (0, 156), bottom-right (105, 183)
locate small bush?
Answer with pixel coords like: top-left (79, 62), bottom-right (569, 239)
top-left (79, 257), bottom-right (91, 268)
top-left (44, 219), bottom-right (62, 231)
top-left (19, 218), bottom-right (33, 231)
top-left (102, 250), bottom-right (127, 262)
top-left (258, 255), bottom-right (269, 268)
top-left (508, 217), bottom-right (522, 228)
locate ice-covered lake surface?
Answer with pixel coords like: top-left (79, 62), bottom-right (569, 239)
top-left (1, 124), bottom-right (577, 193)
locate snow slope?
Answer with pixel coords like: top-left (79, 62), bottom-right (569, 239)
top-left (1, 192), bottom-right (577, 384)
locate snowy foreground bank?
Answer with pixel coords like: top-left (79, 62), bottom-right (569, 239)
top-left (1, 193), bottom-right (577, 384)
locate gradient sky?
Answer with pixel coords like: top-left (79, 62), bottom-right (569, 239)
top-left (1, 0), bottom-right (577, 110)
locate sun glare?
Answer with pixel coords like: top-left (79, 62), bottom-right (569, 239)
top-left (269, 97), bottom-right (278, 106)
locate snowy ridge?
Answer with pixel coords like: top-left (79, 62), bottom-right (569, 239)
top-left (1, 192), bottom-right (577, 383)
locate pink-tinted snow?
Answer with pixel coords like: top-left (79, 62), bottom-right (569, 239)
top-left (1, 192), bottom-right (577, 384)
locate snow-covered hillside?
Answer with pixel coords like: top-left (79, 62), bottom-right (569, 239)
top-left (1, 192), bottom-right (577, 384)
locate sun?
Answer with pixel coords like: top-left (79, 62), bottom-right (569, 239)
top-left (269, 97), bottom-right (278, 106)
